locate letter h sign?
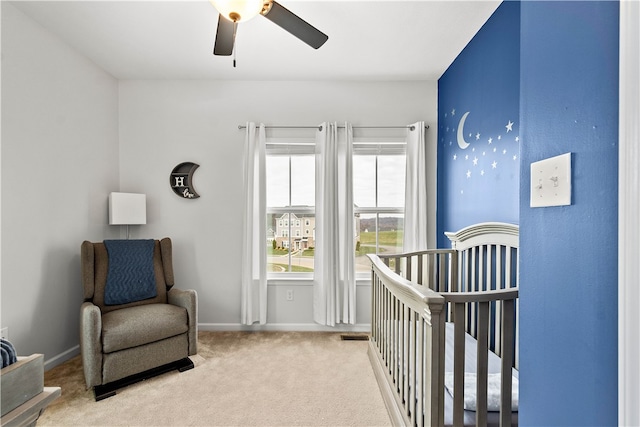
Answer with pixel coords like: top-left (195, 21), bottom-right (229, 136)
top-left (169, 162), bottom-right (200, 199)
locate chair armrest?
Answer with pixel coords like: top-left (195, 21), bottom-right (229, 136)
top-left (168, 288), bottom-right (198, 355)
top-left (80, 302), bottom-right (102, 388)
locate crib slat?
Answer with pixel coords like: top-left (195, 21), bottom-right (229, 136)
top-left (415, 315), bottom-right (424, 427)
top-left (409, 310), bottom-right (417, 427)
top-left (500, 299), bottom-right (515, 427)
top-left (401, 302), bottom-right (407, 405)
top-left (515, 296), bottom-right (519, 369)
top-left (469, 247), bottom-right (476, 292)
top-left (393, 296), bottom-right (398, 389)
top-left (385, 289), bottom-right (390, 372)
top-left (505, 245), bottom-right (512, 289)
top-left (433, 255), bottom-right (446, 292)
top-left (479, 244), bottom-right (485, 292)
top-left (453, 303), bottom-right (466, 427)
top-left (476, 301), bottom-right (490, 427)
top-left (461, 250), bottom-right (468, 292)
top-left (493, 245), bottom-right (502, 356)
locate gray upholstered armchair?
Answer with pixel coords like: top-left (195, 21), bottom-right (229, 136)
top-left (80, 237), bottom-right (197, 400)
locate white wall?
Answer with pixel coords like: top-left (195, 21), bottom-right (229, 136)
top-left (0, 2), bottom-right (438, 367)
top-left (118, 80), bottom-right (437, 329)
top-left (0, 3), bottom-right (119, 366)
top-left (619, 0), bottom-right (640, 423)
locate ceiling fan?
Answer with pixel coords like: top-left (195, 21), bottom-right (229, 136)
top-left (210, 0), bottom-right (328, 57)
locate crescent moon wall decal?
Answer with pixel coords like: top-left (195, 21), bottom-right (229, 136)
top-left (170, 162), bottom-right (200, 199)
top-left (457, 111), bottom-right (471, 150)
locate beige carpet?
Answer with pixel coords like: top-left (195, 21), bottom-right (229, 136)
top-left (39, 331), bottom-right (391, 426)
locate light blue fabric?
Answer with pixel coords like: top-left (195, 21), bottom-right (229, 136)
top-left (104, 240), bottom-right (156, 305)
top-left (444, 372), bottom-right (519, 412)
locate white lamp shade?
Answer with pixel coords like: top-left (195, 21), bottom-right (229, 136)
top-left (209, 0), bottom-right (265, 22)
top-left (109, 192), bottom-right (147, 225)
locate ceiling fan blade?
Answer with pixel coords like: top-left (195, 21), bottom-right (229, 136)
top-left (213, 14), bottom-right (236, 56)
top-left (262, 1), bottom-right (328, 49)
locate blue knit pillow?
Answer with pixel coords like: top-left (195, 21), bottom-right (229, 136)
top-left (104, 240), bottom-right (157, 305)
top-left (1, 339), bottom-right (17, 368)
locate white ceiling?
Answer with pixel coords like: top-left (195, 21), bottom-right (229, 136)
top-left (9, 0), bottom-right (501, 81)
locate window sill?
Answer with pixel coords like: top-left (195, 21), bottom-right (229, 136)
top-left (267, 277), bottom-right (372, 286)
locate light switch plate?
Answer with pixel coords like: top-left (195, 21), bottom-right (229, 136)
top-left (530, 152), bottom-right (572, 207)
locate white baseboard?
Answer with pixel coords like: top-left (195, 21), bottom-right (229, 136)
top-left (198, 322), bottom-right (371, 333)
top-left (45, 345), bottom-right (79, 371)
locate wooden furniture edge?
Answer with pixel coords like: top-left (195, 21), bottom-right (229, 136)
top-left (367, 342), bottom-right (408, 427)
top-left (0, 387), bottom-right (61, 427)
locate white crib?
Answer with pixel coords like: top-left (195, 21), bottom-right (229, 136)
top-left (367, 222), bottom-right (519, 427)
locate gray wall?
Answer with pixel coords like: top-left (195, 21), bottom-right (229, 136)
top-left (118, 80), bottom-right (438, 329)
top-left (1, 3), bottom-right (438, 366)
top-left (1, 2), bottom-right (120, 367)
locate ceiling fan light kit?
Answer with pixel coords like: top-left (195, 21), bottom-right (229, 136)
top-left (210, 0), bottom-right (328, 60)
top-left (209, 0), bottom-right (269, 23)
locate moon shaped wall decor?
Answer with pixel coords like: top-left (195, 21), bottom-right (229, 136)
top-left (457, 111), bottom-right (471, 150)
top-left (170, 162), bottom-right (200, 199)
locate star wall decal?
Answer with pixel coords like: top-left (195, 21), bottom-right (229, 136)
top-left (442, 106), bottom-right (520, 193)
top-left (506, 120), bottom-right (514, 132)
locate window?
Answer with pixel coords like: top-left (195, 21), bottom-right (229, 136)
top-left (266, 145), bottom-right (315, 274)
top-left (353, 143), bottom-right (406, 275)
top-left (265, 133), bottom-right (406, 277)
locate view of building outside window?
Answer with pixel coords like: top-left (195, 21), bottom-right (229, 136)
top-left (266, 154), bottom-right (315, 273)
top-left (353, 154), bottom-right (405, 274)
top-left (266, 147), bottom-right (406, 275)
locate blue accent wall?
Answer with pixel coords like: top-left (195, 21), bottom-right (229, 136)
top-left (438, 1), bottom-right (619, 424)
top-left (519, 1), bottom-right (619, 425)
top-left (437, 1), bottom-right (520, 247)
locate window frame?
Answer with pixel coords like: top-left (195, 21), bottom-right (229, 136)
top-left (266, 137), bottom-right (316, 279)
top-left (265, 134), bottom-right (407, 281)
top-left (353, 137), bottom-right (407, 278)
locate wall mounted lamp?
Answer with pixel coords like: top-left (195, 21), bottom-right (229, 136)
top-left (108, 192), bottom-right (147, 239)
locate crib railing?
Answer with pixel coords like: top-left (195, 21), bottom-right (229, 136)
top-left (368, 252), bottom-right (447, 426)
top-left (440, 289), bottom-right (518, 427)
top-left (380, 249), bottom-right (457, 293)
top-left (381, 243), bottom-right (519, 371)
top-left (369, 249), bottom-right (519, 427)
top-left (445, 223), bottom-right (520, 369)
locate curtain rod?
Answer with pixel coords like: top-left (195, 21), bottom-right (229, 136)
top-left (237, 124), bottom-right (429, 131)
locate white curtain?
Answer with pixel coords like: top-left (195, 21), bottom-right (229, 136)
top-left (403, 121), bottom-right (429, 252)
top-left (241, 122), bottom-right (267, 325)
top-left (314, 122), bottom-right (356, 326)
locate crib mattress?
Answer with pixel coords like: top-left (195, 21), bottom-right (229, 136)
top-left (443, 322), bottom-right (519, 427)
